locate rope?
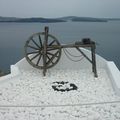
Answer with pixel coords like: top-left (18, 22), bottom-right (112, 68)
top-left (0, 101), bottom-right (120, 108)
top-left (64, 48), bottom-right (83, 57)
top-left (63, 48), bottom-right (84, 62)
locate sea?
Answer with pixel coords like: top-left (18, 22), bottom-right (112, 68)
top-left (0, 21), bottom-right (120, 73)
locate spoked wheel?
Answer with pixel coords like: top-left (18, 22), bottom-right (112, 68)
top-left (24, 32), bottom-right (61, 69)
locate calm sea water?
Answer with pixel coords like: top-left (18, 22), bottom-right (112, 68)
top-left (0, 22), bottom-right (120, 72)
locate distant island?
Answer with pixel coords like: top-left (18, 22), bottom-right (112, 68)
top-left (0, 16), bottom-right (120, 23)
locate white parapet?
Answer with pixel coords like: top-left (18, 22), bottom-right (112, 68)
top-left (10, 65), bottom-right (20, 76)
top-left (15, 48), bottom-right (107, 71)
top-left (0, 65), bottom-right (20, 82)
top-left (106, 61), bottom-right (120, 96)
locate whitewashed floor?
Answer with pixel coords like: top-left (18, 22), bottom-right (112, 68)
top-left (0, 69), bottom-right (120, 120)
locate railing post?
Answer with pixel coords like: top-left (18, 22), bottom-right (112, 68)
top-left (43, 26), bottom-right (49, 76)
top-left (91, 41), bottom-right (98, 77)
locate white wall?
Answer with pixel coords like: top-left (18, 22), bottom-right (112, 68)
top-left (15, 48), bottom-right (107, 71)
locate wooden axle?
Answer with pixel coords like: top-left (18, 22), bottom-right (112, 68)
top-left (46, 43), bottom-right (95, 49)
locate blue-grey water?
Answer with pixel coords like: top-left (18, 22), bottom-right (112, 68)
top-left (0, 22), bottom-right (120, 73)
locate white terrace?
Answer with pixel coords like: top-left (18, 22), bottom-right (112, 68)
top-left (0, 48), bottom-right (120, 120)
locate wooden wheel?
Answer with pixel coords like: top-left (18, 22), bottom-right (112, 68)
top-left (24, 32), bottom-right (61, 69)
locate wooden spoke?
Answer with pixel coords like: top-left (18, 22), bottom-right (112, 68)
top-left (49, 40), bottom-right (56, 46)
top-left (27, 45), bottom-right (39, 50)
top-left (47, 52), bottom-right (59, 57)
top-left (39, 35), bottom-right (42, 47)
top-left (30, 53), bottom-right (40, 61)
top-left (46, 51), bottom-right (59, 66)
top-left (46, 52), bottom-right (54, 56)
top-left (31, 38), bottom-right (41, 48)
top-left (27, 51), bottom-right (39, 55)
top-left (46, 54), bottom-right (54, 64)
top-left (36, 54), bottom-right (42, 66)
top-left (47, 47), bottom-right (60, 51)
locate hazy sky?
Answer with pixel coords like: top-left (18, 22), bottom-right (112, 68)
top-left (0, 0), bottom-right (120, 18)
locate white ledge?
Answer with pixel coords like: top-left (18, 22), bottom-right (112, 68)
top-left (0, 65), bottom-right (20, 83)
top-left (107, 61), bottom-right (120, 96)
